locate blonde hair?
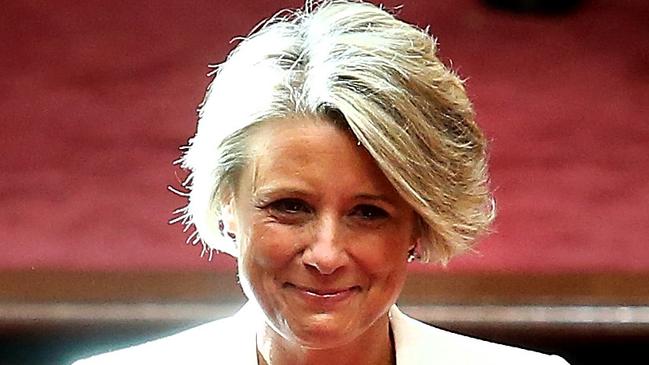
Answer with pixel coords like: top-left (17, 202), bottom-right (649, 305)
top-left (172, 0), bottom-right (495, 264)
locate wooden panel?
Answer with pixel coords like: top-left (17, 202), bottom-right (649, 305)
top-left (2, 270), bottom-right (648, 365)
top-left (2, 270), bottom-right (649, 329)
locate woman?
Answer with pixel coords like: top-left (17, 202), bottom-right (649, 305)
top-left (75, 1), bottom-right (568, 364)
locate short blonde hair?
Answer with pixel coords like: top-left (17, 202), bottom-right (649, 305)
top-left (172, 0), bottom-right (494, 264)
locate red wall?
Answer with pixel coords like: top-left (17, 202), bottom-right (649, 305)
top-left (2, 0), bottom-right (648, 273)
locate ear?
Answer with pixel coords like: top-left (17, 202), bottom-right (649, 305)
top-left (410, 216), bottom-right (424, 249)
top-left (220, 198), bottom-right (239, 238)
top-left (407, 238), bottom-right (421, 263)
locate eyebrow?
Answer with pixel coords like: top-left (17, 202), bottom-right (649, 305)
top-left (254, 185), bottom-right (394, 200)
top-left (252, 186), bottom-right (398, 207)
top-left (354, 193), bottom-right (398, 206)
top-left (252, 186), bottom-right (311, 199)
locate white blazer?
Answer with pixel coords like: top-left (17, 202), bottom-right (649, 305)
top-left (74, 302), bottom-right (569, 364)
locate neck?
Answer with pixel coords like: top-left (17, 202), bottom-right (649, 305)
top-left (256, 314), bottom-right (395, 365)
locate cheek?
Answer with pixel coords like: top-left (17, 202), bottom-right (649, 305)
top-left (347, 230), bottom-right (411, 275)
top-left (242, 221), bottom-right (301, 270)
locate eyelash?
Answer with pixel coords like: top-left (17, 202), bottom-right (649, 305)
top-left (351, 204), bottom-right (389, 220)
top-left (263, 199), bottom-right (389, 221)
top-left (267, 198), bottom-right (312, 215)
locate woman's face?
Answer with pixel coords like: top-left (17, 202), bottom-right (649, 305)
top-left (228, 117), bottom-right (417, 349)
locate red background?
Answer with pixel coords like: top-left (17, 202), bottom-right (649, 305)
top-left (2, 0), bottom-right (648, 273)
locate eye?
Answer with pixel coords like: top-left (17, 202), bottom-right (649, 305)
top-left (267, 198), bottom-right (312, 215)
top-left (350, 204), bottom-right (389, 220)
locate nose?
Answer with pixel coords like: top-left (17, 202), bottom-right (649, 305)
top-left (301, 215), bottom-right (349, 275)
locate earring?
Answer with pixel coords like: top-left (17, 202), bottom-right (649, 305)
top-left (218, 220), bottom-right (236, 241)
top-left (407, 246), bottom-right (419, 263)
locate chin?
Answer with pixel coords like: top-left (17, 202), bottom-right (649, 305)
top-left (282, 313), bottom-right (364, 349)
top-left (289, 329), bottom-right (357, 350)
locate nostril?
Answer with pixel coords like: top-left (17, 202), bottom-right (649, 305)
top-left (305, 257), bottom-right (347, 275)
top-left (302, 247), bottom-right (347, 275)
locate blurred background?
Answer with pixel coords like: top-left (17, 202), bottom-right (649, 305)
top-left (1, 0), bottom-right (648, 364)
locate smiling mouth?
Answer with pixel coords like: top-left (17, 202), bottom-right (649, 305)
top-left (284, 283), bottom-right (360, 303)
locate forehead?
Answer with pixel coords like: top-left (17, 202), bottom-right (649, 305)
top-left (241, 117), bottom-right (400, 198)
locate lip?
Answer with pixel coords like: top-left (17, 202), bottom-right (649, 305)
top-left (285, 283), bottom-right (360, 308)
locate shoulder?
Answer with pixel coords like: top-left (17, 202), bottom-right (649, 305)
top-left (390, 306), bottom-right (570, 365)
top-left (72, 304), bottom-right (257, 365)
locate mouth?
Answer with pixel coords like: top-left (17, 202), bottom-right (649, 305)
top-left (283, 283), bottom-right (360, 306)
top-left (286, 283), bottom-right (359, 295)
